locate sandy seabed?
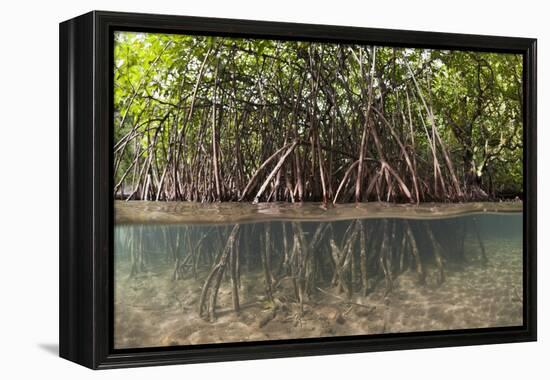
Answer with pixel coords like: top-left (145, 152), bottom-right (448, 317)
top-left (114, 238), bottom-right (522, 349)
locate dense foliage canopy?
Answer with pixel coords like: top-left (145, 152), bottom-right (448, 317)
top-left (114, 32), bottom-right (523, 203)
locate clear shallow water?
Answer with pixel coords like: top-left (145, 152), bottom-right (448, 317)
top-left (114, 203), bottom-right (523, 349)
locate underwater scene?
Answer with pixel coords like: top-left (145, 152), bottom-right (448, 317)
top-left (114, 202), bottom-right (522, 348)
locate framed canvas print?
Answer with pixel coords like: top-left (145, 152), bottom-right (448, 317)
top-left (59, 11), bottom-right (537, 369)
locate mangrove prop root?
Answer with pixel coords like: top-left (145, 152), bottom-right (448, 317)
top-left (293, 223), bottom-right (307, 313)
top-left (172, 257), bottom-right (181, 281)
top-left (398, 231), bottom-right (407, 273)
top-left (425, 223), bottom-right (446, 285)
top-left (379, 220), bottom-right (393, 295)
top-left (235, 236), bottom-right (241, 290)
top-left (330, 220), bottom-right (359, 298)
top-left (472, 217), bottom-right (488, 264)
top-left (128, 226), bottom-right (146, 278)
top-left (198, 224), bottom-right (240, 321)
top-left (260, 225), bottom-right (274, 302)
top-left (280, 222), bottom-right (290, 275)
top-left (230, 240), bottom-right (240, 313)
top-left (359, 220), bottom-right (369, 296)
top-left (404, 220), bottom-right (425, 285)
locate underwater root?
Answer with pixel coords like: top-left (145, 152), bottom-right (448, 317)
top-left (198, 224), bottom-right (241, 321)
top-left (186, 217), bottom-right (487, 322)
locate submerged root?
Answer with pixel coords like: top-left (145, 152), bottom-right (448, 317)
top-left (118, 215), bottom-right (486, 323)
top-left (425, 223), bottom-right (446, 285)
top-left (261, 223), bottom-right (274, 302)
top-left (359, 220), bottom-right (369, 296)
top-left (472, 217), bottom-right (488, 265)
top-left (330, 220), bottom-right (359, 298)
top-left (379, 220), bottom-right (393, 295)
top-left (128, 225), bottom-right (146, 278)
top-left (198, 224), bottom-right (241, 321)
top-left (404, 221), bottom-right (425, 285)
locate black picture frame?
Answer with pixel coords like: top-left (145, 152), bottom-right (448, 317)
top-left (59, 10), bottom-right (537, 369)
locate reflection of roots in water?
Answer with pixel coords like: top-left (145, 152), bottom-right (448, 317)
top-left (118, 217), bottom-right (490, 324)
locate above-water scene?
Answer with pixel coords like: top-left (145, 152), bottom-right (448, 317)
top-left (113, 31), bottom-right (524, 349)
